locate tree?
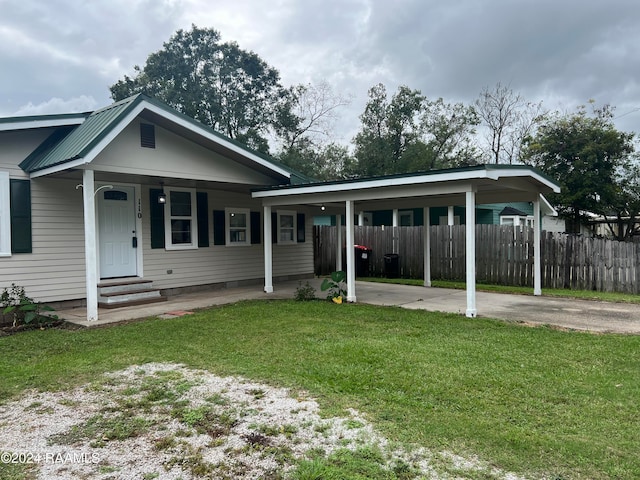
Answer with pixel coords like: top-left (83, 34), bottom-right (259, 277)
top-left (275, 81), bottom-right (352, 178)
top-left (275, 81), bottom-right (351, 152)
top-left (522, 103), bottom-right (635, 234)
top-left (603, 159), bottom-right (640, 240)
top-left (276, 139), bottom-right (355, 181)
top-left (110, 25), bottom-right (287, 152)
top-left (352, 84), bottom-right (479, 177)
top-left (475, 82), bottom-right (548, 164)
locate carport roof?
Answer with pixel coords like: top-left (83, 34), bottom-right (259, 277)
top-left (252, 164), bottom-right (560, 208)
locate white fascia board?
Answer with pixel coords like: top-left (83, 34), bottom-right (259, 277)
top-left (489, 168), bottom-right (561, 193)
top-left (253, 170), bottom-right (489, 200)
top-left (29, 158), bottom-right (88, 178)
top-left (142, 103), bottom-right (291, 179)
top-left (0, 116), bottom-right (85, 132)
top-left (257, 182), bottom-right (473, 207)
top-left (540, 194), bottom-right (558, 216)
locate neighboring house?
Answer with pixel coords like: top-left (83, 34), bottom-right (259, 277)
top-left (1, 94), bottom-right (561, 320)
top-left (0, 94), bottom-right (313, 317)
top-left (314, 199), bottom-right (563, 232)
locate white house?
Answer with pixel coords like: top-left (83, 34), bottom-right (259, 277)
top-left (0, 94), bottom-right (560, 321)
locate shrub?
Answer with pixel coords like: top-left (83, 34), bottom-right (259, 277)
top-left (294, 281), bottom-right (316, 301)
top-left (0, 283), bottom-right (57, 327)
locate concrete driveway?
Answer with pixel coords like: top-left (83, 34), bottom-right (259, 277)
top-left (353, 281), bottom-right (640, 334)
top-left (59, 279), bottom-right (640, 334)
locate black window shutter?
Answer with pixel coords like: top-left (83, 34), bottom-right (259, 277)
top-left (250, 211), bottom-right (261, 244)
top-left (196, 192), bottom-right (209, 247)
top-left (10, 179), bottom-right (31, 253)
top-left (271, 212), bottom-right (278, 244)
top-left (297, 213), bottom-right (305, 243)
top-left (213, 210), bottom-right (225, 245)
top-left (149, 189), bottom-right (165, 249)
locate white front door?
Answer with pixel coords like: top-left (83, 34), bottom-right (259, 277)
top-left (98, 185), bottom-right (137, 278)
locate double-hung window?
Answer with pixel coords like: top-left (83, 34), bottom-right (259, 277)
top-left (277, 210), bottom-right (296, 244)
top-left (165, 188), bottom-right (198, 249)
top-left (0, 172), bottom-right (10, 256)
top-left (225, 208), bottom-right (250, 246)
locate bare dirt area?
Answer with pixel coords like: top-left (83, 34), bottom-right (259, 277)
top-left (0, 363), bottom-right (526, 479)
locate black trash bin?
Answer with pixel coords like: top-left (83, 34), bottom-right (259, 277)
top-left (354, 244), bottom-right (372, 277)
top-left (383, 253), bottom-right (400, 278)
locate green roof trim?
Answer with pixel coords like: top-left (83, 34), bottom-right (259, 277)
top-left (0, 112), bottom-right (89, 127)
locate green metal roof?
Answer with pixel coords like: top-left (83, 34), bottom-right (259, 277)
top-left (20, 95), bottom-right (143, 172)
top-left (17, 93), bottom-right (309, 183)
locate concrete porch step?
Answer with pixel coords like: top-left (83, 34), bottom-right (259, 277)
top-left (98, 278), bottom-right (154, 295)
top-left (97, 279), bottom-right (166, 309)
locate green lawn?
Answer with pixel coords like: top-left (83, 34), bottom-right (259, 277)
top-left (1, 300), bottom-right (638, 479)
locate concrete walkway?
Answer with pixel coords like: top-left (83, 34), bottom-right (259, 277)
top-left (59, 279), bottom-right (640, 334)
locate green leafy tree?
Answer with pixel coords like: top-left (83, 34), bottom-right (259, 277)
top-left (353, 84), bottom-right (479, 176)
top-left (522, 103), bottom-right (635, 233)
top-left (278, 139), bottom-right (355, 181)
top-left (110, 25), bottom-right (287, 152)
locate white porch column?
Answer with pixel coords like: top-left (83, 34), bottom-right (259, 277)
top-left (82, 169), bottom-right (98, 322)
top-left (336, 214), bottom-right (343, 272)
top-left (533, 195), bottom-right (542, 296)
top-left (358, 211), bottom-right (364, 226)
top-left (423, 207), bottom-right (431, 287)
top-left (465, 189), bottom-right (477, 318)
top-left (263, 205), bottom-right (273, 293)
top-left (345, 200), bottom-right (356, 302)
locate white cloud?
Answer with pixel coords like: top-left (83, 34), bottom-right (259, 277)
top-left (14, 96), bottom-right (98, 116)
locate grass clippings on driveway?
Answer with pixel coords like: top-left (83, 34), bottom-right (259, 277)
top-left (1, 300), bottom-right (638, 479)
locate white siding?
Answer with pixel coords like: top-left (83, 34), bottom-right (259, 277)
top-left (0, 177), bottom-right (86, 302)
top-left (0, 129), bottom-right (52, 179)
top-left (93, 120), bottom-right (280, 185)
top-left (141, 185), bottom-right (314, 290)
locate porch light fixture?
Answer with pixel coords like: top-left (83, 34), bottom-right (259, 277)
top-left (158, 182), bottom-right (167, 204)
top-left (320, 204), bottom-right (326, 211)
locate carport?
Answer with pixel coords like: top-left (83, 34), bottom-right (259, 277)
top-left (252, 165), bottom-right (561, 318)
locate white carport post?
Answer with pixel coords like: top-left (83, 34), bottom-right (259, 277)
top-left (465, 189), bottom-right (477, 318)
top-left (448, 206), bottom-right (455, 226)
top-left (82, 169), bottom-right (98, 322)
top-left (345, 200), bottom-right (356, 302)
top-left (423, 207), bottom-right (431, 287)
top-left (533, 195), bottom-right (542, 296)
top-left (263, 205), bottom-right (273, 293)
top-left (392, 208), bottom-right (399, 253)
top-left (336, 214), bottom-right (343, 272)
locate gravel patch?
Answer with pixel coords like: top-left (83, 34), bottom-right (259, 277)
top-left (0, 363), bottom-right (527, 479)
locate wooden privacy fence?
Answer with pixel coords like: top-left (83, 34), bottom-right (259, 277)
top-left (313, 225), bottom-right (640, 294)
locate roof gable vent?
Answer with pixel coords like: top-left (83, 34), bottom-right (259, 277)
top-left (140, 123), bottom-right (155, 148)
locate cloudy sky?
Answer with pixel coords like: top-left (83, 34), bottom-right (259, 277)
top-left (2, 0), bottom-right (639, 145)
